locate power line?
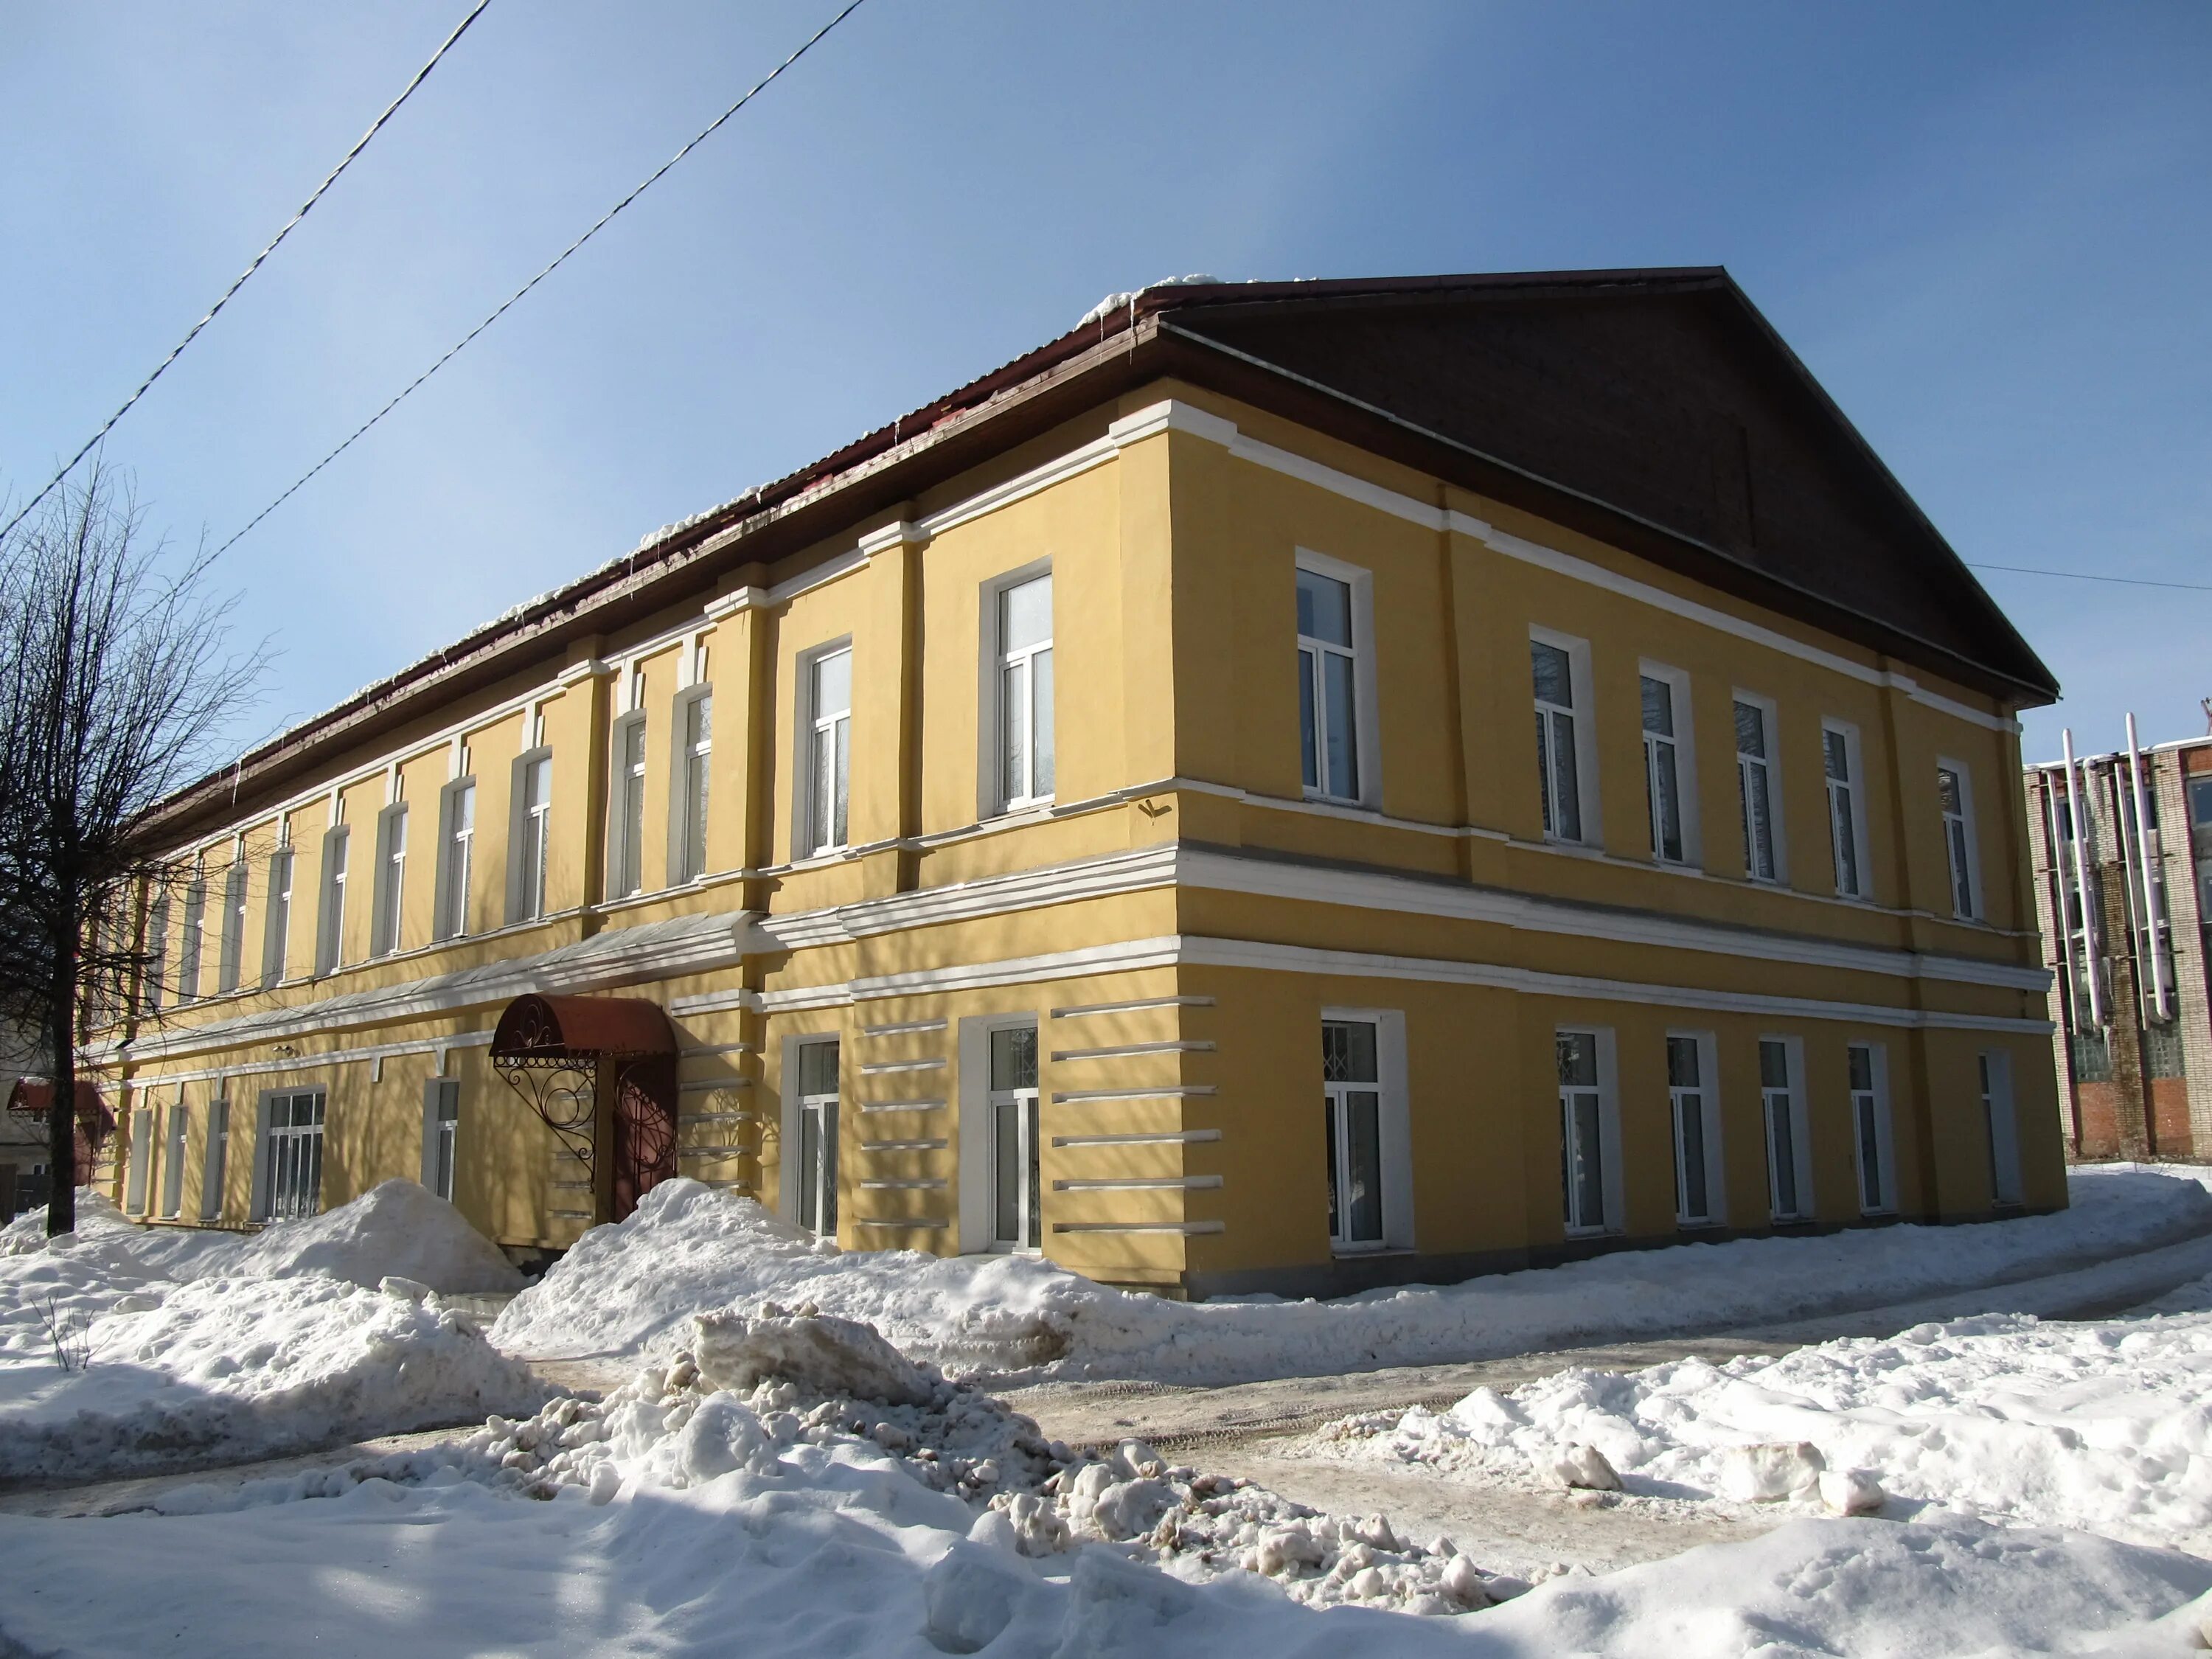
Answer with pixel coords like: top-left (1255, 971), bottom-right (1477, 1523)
top-left (1, 0), bottom-right (495, 543)
top-left (212, 0), bottom-right (873, 562)
top-left (1967, 561), bottom-right (2212, 595)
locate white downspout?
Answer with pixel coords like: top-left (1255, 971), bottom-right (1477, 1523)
top-left (2042, 768), bottom-right (2084, 1033)
top-left (2062, 728), bottom-right (2106, 1028)
top-left (2126, 712), bottom-right (2175, 1020)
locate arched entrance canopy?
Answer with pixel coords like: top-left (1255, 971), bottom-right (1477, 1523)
top-left (5, 1079), bottom-right (116, 1184)
top-left (490, 995), bottom-right (678, 1224)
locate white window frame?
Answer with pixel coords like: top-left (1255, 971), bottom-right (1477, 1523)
top-left (260, 843), bottom-right (293, 987)
top-left (125, 1106), bottom-right (153, 1214)
top-left (422, 1077), bottom-right (460, 1202)
top-left (1318, 1007), bottom-right (1413, 1253)
top-left (1638, 661), bottom-right (1700, 866)
top-left (434, 777), bottom-right (476, 942)
top-left (370, 802), bottom-right (408, 958)
top-left (1980, 1048), bottom-right (2023, 1206)
top-left (981, 1016), bottom-right (1043, 1253)
top-left (199, 1094), bottom-right (229, 1221)
top-left (507, 747), bottom-right (553, 924)
top-left (1733, 691), bottom-right (1787, 884)
top-left (1847, 1039), bottom-right (1897, 1217)
top-left (1556, 1026), bottom-right (1623, 1237)
top-left (781, 1035), bottom-right (841, 1237)
top-left (216, 858), bottom-right (248, 993)
top-left (1758, 1035), bottom-right (1814, 1222)
top-left (1938, 757), bottom-right (1983, 920)
top-left (1822, 718), bottom-right (1873, 900)
top-left (983, 564), bottom-right (1056, 816)
top-left (161, 1100), bottom-right (189, 1219)
top-left (178, 870), bottom-right (207, 1003)
top-left (608, 712), bottom-right (648, 899)
top-left (960, 1013), bottom-right (1044, 1256)
top-left (1665, 1029), bottom-right (1725, 1228)
top-left (142, 895), bottom-right (169, 1014)
top-left (796, 641), bottom-right (853, 857)
top-left (316, 824), bottom-right (349, 975)
top-left (1531, 626), bottom-right (1601, 846)
top-left (669, 685), bottom-right (713, 885)
top-left (257, 1088), bottom-right (326, 1222)
top-left (1295, 550), bottom-right (1381, 809)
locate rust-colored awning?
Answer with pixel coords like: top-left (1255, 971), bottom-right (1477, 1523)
top-left (490, 995), bottom-right (675, 1066)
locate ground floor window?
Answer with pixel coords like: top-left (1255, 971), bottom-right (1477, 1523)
top-left (424, 1079), bottom-right (460, 1202)
top-left (125, 1107), bottom-right (153, 1214)
top-left (1980, 1050), bottom-right (2023, 1207)
top-left (1324, 1018), bottom-right (1385, 1249)
top-left (201, 1096), bottom-right (229, 1220)
top-left (1666, 1034), bottom-right (1714, 1225)
top-left (794, 1038), bottom-right (839, 1237)
top-left (161, 1102), bottom-right (189, 1218)
top-left (262, 1089), bottom-right (326, 1220)
top-left (1557, 1029), bottom-right (1610, 1234)
top-left (990, 1023), bottom-right (1041, 1251)
top-left (1848, 1043), bottom-right (1894, 1215)
top-left (1759, 1038), bottom-right (1808, 1221)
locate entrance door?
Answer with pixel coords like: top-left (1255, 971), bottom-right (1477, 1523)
top-left (611, 1055), bottom-right (677, 1221)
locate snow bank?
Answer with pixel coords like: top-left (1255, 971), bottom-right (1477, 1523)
top-left (1316, 1305), bottom-right (2212, 1554)
top-left (0, 1273), bottom-right (547, 1484)
top-left (493, 1167), bottom-right (2212, 1385)
top-left (4, 1316), bottom-right (2211, 1657)
top-left (4, 1181), bottom-right (521, 1295)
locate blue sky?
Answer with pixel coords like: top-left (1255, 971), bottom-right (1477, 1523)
top-left (4, 1), bottom-right (2207, 766)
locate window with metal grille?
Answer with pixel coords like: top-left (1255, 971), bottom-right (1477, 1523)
top-left (262, 1090), bottom-right (325, 1221)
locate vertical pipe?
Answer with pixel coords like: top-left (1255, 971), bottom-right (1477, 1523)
top-left (2062, 729), bottom-right (2106, 1027)
top-left (2126, 713), bottom-right (2174, 1020)
top-left (2042, 768), bottom-right (2081, 1033)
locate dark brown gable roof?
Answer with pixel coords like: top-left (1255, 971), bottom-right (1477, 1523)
top-left (152, 268), bottom-right (2050, 840)
top-left (1138, 271), bottom-right (2056, 702)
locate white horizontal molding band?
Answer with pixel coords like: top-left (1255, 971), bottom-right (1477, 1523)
top-left (860, 1138), bottom-right (948, 1153)
top-left (860, 1179), bottom-right (950, 1191)
top-left (1052, 1220), bottom-right (1225, 1236)
top-left (108, 1028), bottom-right (496, 1091)
top-left (1050, 995), bottom-right (1215, 1020)
top-left (678, 1077), bottom-right (749, 1093)
top-left (861, 1018), bottom-right (950, 1037)
top-left (1053, 1129), bottom-right (1223, 1148)
top-left (680, 1112), bottom-right (753, 1125)
top-left (1054, 1175), bottom-right (1224, 1192)
top-left (679, 1147), bottom-right (748, 1159)
top-left (1152, 398), bottom-right (2017, 735)
top-left (855, 1217), bottom-right (950, 1231)
top-left (1049, 1039), bottom-right (1215, 1062)
top-left (1176, 935), bottom-right (2054, 1035)
top-left (760, 936), bottom-right (1185, 1013)
top-left (859, 1057), bottom-right (947, 1075)
top-left (1052, 1085), bottom-right (1218, 1104)
top-left (856, 1099), bottom-right (947, 1115)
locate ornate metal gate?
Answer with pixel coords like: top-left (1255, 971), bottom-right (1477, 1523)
top-left (490, 994), bottom-right (678, 1224)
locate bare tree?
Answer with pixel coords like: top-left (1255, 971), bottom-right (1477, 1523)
top-left (0, 464), bottom-right (262, 1234)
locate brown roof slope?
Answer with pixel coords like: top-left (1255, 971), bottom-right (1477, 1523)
top-left (1136, 270), bottom-right (2056, 701)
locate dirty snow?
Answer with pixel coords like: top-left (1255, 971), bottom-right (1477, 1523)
top-left (5, 1307), bottom-right (2212, 1656)
top-left (492, 1167), bottom-right (2212, 1385)
top-left (1312, 1303), bottom-right (2212, 1557)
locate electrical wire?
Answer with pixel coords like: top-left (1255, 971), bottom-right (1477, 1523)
top-left (0, 0), bottom-right (495, 543)
top-left (1966, 561), bottom-right (2212, 595)
top-left (210, 0), bottom-right (872, 561)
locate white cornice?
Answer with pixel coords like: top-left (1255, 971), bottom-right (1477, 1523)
top-left (702, 587), bottom-right (770, 621)
top-left (856, 520), bottom-right (926, 557)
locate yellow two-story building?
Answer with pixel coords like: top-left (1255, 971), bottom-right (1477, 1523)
top-left (99, 269), bottom-right (2063, 1295)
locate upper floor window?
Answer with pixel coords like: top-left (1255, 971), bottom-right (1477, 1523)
top-left (178, 874), bottom-right (207, 1003)
top-left (806, 646), bottom-right (852, 855)
top-left (436, 779), bottom-right (476, 941)
top-left (1735, 697), bottom-right (1781, 883)
top-left (371, 804), bottom-right (408, 958)
top-left (1532, 634), bottom-right (1593, 843)
top-left (611, 715), bottom-right (647, 898)
top-left (510, 751), bottom-right (552, 923)
top-left (675, 690), bottom-right (712, 883)
top-left (995, 574), bottom-right (1054, 810)
top-left (1823, 720), bottom-right (1868, 900)
top-left (316, 824), bottom-right (349, 975)
top-left (1297, 566), bottom-right (1361, 803)
top-left (260, 844), bottom-right (293, 987)
top-left (217, 858), bottom-right (248, 993)
top-left (142, 897), bottom-right (169, 1014)
top-left (1938, 761), bottom-right (1981, 919)
top-left (1640, 671), bottom-right (1687, 864)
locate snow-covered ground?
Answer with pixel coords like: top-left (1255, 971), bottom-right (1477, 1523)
top-left (8, 1307), bottom-right (2212, 1658)
top-left (0, 1183), bottom-right (540, 1483)
top-left (493, 1166), bottom-right (2212, 1385)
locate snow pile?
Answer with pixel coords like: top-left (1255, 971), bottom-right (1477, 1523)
top-left (4, 1181), bottom-right (521, 1295)
top-left (1313, 1307), bottom-right (2212, 1554)
top-left (493, 1169), bottom-right (2212, 1385)
top-left (479, 1305), bottom-right (1504, 1615)
top-left (6, 1318), bottom-right (2212, 1657)
top-left (0, 1273), bottom-right (547, 1483)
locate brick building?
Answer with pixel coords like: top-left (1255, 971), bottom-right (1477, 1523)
top-left (2025, 720), bottom-right (2212, 1160)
